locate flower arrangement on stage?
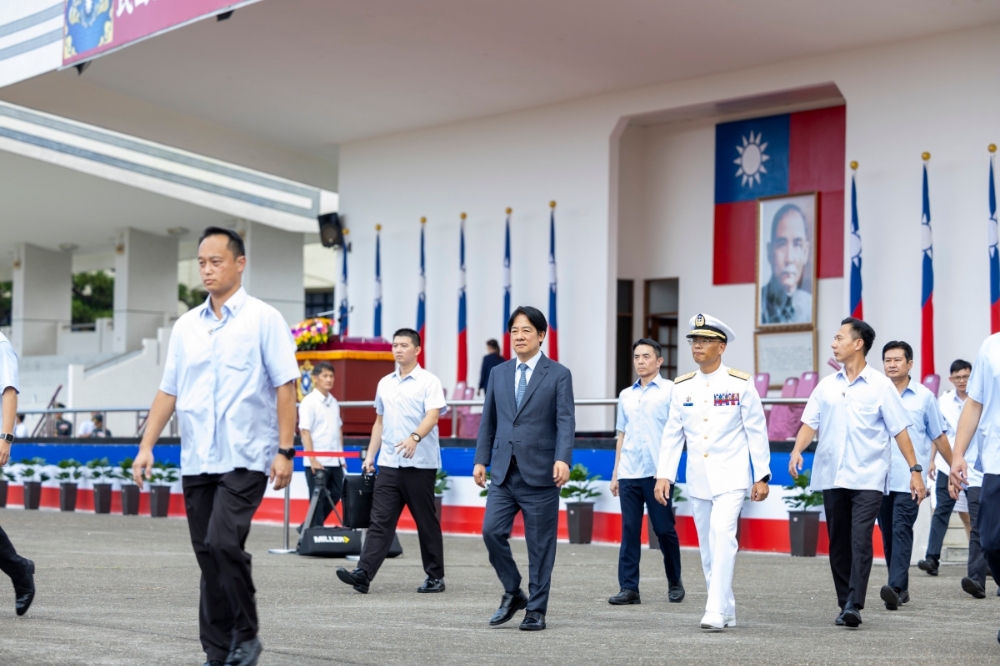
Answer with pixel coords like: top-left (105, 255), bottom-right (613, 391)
top-left (291, 318), bottom-right (334, 351)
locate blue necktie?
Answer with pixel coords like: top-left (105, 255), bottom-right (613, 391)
top-left (516, 363), bottom-right (528, 408)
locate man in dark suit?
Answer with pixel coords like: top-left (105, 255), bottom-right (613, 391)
top-left (478, 339), bottom-right (505, 394)
top-left (474, 306), bottom-right (575, 632)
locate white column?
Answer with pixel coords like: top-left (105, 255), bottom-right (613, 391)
top-left (113, 228), bottom-right (179, 353)
top-left (241, 221), bottom-right (304, 324)
top-left (11, 243), bottom-right (72, 357)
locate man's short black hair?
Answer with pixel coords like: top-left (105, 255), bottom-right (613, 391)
top-left (632, 338), bottom-right (662, 358)
top-left (951, 359), bottom-right (972, 374)
top-left (393, 328), bottom-right (422, 348)
top-left (841, 317), bottom-right (876, 356)
top-left (507, 306), bottom-right (547, 334)
top-left (486, 339), bottom-right (500, 353)
top-left (311, 361), bottom-right (335, 377)
top-left (882, 340), bottom-right (913, 362)
top-left (199, 226), bottom-right (246, 259)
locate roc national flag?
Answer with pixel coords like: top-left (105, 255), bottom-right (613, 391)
top-left (374, 225), bottom-right (382, 339)
top-left (921, 158), bottom-right (935, 378)
top-left (503, 208), bottom-right (512, 359)
top-left (457, 214), bottom-right (468, 384)
top-left (337, 241), bottom-right (349, 336)
top-left (417, 217), bottom-right (427, 367)
top-left (548, 202), bottom-right (558, 362)
top-left (849, 167), bottom-right (863, 319)
top-left (989, 147), bottom-right (999, 333)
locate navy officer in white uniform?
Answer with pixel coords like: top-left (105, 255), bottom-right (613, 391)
top-left (789, 317), bottom-right (924, 629)
top-left (654, 314), bottom-right (771, 631)
top-left (134, 227), bottom-right (300, 666)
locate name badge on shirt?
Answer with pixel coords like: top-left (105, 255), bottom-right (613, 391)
top-left (714, 392), bottom-right (740, 407)
top-left (683, 395), bottom-right (693, 406)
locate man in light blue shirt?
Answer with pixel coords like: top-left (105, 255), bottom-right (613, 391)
top-left (608, 338), bottom-right (683, 606)
top-left (878, 340), bottom-right (950, 610)
top-left (134, 227), bottom-right (299, 666)
top-left (790, 317), bottom-right (924, 629)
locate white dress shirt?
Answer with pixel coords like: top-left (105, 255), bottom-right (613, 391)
top-left (13, 423), bottom-right (28, 439)
top-left (160, 287), bottom-right (300, 476)
top-left (967, 333), bottom-right (1000, 474)
top-left (938, 390), bottom-right (983, 486)
top-left (888, 378), bottom-right (946, 493)
top-left (375, 365), bottom-right (448, 470)
top-left (615, 375), bottom-right (674, 479)
top-left (802, 363), bottom-right (911, 492)
top-left (0, 332), bottom-right (18, 395)
top-left (298, 389), bottom-right (343, 467)
top-left (657, 364), bottom-right (771, 500)
top-left (513, 350), bottom-right (543, 394)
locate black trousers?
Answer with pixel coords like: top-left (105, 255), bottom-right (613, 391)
top-left (878, 491), bottom-right (920, 592)
top-left (618, 477), bottom-right (681, 591)
top-left (965, 486), bottom-right (991, 586)
top-left (0, 525), bottom-right (30, 584)
top-left (824, 488), bottom-right (883, 610)
top-left (977, 474), bottom-right (1000, 591)
top-left (304, 465), bottom-right (346, 528)
top-left (925, 472), bottom-right (956, 558)
top-left (482, 464), bottom-right (561, 614)
top-left (359, 466), bottom-right (444, 580)
top-left (183, 469), bottom-right (267, 663)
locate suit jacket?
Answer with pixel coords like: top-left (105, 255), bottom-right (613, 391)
top-left (474, 354), bottom-right (575, 487)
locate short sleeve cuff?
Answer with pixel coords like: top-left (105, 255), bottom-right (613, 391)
top-left (158, 381), bottom-right (178, 396)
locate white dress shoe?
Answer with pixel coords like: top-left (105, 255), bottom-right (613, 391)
top-left (724, 615), bottom-right (736, 627)
top-left (700, 612), bottom-right (726, 629)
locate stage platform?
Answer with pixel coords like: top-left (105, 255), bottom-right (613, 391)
top-left (0, 508), bottom-right (996, 665)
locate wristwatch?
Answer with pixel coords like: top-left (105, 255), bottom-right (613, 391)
top-left (277, 447), bottom-right (296, 460)
top-left (0, 433), bottom-right (12, 444)
top-left (909, 464), bottom-right (923, 473)
top-left (410, 432), bottom-right (422, 443)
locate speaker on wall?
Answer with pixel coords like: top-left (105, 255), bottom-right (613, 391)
top-left (318, 212), bottom-right (345, 248)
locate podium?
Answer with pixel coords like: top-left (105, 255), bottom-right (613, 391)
top-left (296, 339), bottom-right (394, 436)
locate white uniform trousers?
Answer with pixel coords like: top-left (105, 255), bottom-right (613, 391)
top-left (691, 489), bottom-right (744, 616)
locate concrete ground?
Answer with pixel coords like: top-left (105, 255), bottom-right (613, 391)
top-left (0, 509), bottom-right (997, 665)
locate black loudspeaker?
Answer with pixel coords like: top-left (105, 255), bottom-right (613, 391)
top-left (318, 212), bottom-right (345, 248)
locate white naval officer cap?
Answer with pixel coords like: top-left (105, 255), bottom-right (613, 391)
top-left (686, 313), bottom-right (735, 344)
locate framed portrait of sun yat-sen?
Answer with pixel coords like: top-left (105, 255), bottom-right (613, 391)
top-left (755, 192), bottom-right (818, 331)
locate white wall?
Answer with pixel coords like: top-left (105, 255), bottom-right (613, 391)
top-left (338, 23), bottom-right (1000, 427)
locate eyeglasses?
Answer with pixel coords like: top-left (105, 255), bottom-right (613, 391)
top-left (687, 337), bottom-right (720, 347)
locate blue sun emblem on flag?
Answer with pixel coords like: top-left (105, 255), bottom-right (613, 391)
top-left (734, 131), bottom-right (769, 188)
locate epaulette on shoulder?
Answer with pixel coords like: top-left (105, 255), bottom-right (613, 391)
top-left (728, 368), bottom-right (752, 381)
top-left (674, 371), bottom-right (696, 384)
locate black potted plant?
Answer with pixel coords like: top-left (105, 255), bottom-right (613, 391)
top-left (649, 484), bottom-right (686, 550)
top-left (87, 457), bottom-right (114, 514)
top-left (149, 462), bottom-right (179, 518)
top-left (434, 470), bottom-right (450, 523)
top-left (117, 457), bottom-right (140, 516)
top-left (56, 459), bottom-right (84, 512)
top-left (783, 469), bottom-right (824, 557)
top-left (561, 463), bottom-right (601, 544)
top-left (18, 458), bottom-right (48, 510)
top-left (0, 468), bottom-right (14, 507)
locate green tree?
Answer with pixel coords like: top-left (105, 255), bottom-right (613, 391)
top-left (178, 283), bottom-right (208, 311)
top-left (0, 281), bottom-right (11, 326)
top-left (71, 271), bottom-right (115, 325)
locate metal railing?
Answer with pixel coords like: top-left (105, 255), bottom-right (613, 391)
top-left (13, 397), bottom-right (809, 439)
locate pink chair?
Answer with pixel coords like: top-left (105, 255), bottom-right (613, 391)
top-left (767, 377), bottom-right (800, 440)
top-left (787, 372), bottom-right (818, 429)
top-left (922, 374), bottom-right (941, 397)
top-left (457, 387), bottom-right (482, 438)
top-left (451, 381), bottom-right (467, 400)
top-left (754, 373), bottom-right (770, 398)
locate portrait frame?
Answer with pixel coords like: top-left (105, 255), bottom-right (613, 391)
top-left (754, 329), bottom-right (817, 388)
top-left (755, 192), bottom-right (818, 331)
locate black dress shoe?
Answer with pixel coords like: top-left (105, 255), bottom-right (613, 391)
top-left (204, 661), bottom-right (224, 666)
top-left (225, 637), bottom-right (262, 666)
top-left (917, 556), bottom-right (940, 576)
top-left (13, 559), bottom-right (35, 617)
top-left (835, 611), bottom-right (845, 626)
top-left (336, 567), bottom-right (371, 594)
top-left (489, 589), bottom-right (528, 626)
top-left (880, 585), bottom-right (900, 611)
top-left (668, 580), bottom-right (685, 603)
top-left (899, 589), bottom-right (910, 604)
top-left (608, 588), bottom-right (641, 605)
top-left (417, 577), bottom-right (445, 593)
top-left (962, 577), bottom-right (987, 599)
top-left (519, 610), bottom-right (546, 631)
top-left (841, 603), bottom-right (862, 627)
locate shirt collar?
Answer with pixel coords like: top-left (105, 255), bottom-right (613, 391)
top-left (516, 350), bottom-right (543, 372)
top-left (632, 375), bottom-right (663, 391)
top-left (948, 390), bottom-right (966, 405)
top-left (698, 363), bottom-right (727, 379)
top-left (200, 286), bottom-right (248, 322)
top-left (837, 362), bottom-right (873, 385)
top-left (311, 388), bottom-right (333, 405)
top-left (900, 376), bottom-right (918, 396)
top-left (392, 364), bottom-right (425, 381)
